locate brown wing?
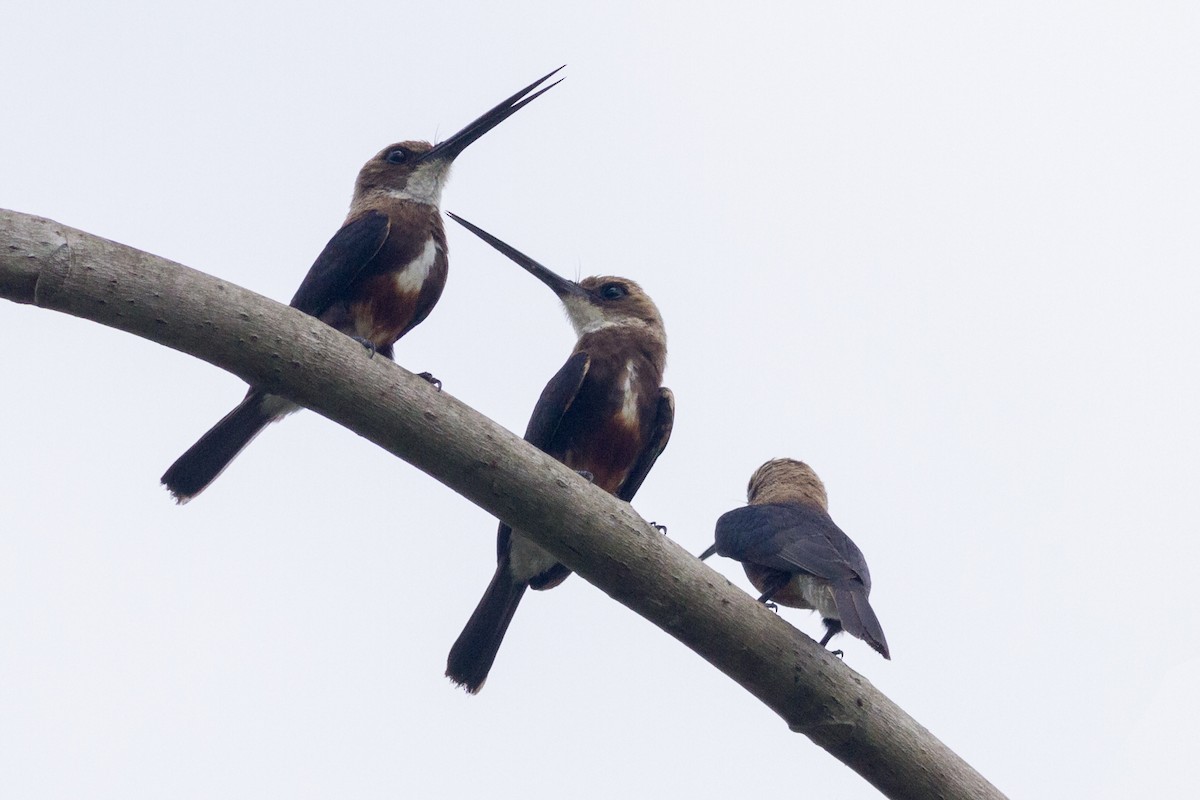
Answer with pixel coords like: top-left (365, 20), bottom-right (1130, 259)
top-left (288, 210), bottom-right (390, 317)
top-left (616, 386), bottom-right (674, 502)
top-left (522, 351), bottom-right (591, 448)
top-left (496, 351), bottom-right (590, 561)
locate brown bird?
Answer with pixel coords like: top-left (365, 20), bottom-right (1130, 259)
top-left (160, 68), bottom-right (562, 502)
top-left (445, 213), bottom-right (675, 693)
top-left (700, 459), bottom-right (890, 659)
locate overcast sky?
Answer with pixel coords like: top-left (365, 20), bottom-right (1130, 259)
top-left (3, 3), bottom-right (1198, 798)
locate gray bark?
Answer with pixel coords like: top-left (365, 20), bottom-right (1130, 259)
top-left (1, 208), bottom-right (1008, 800)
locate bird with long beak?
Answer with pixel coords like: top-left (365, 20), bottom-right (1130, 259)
top-left (700, 459), bottom-right (890, 659)
top-left (161, 68), bottom-right (563, 502)
top-left (444, 213), bottom-right (675, 693)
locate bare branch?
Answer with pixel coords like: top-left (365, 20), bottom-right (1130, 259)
top-left (1, 208), bottom-right (1007, 800)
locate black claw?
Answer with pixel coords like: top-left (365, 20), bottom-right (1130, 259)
top-left (763, 602), bottom-right (779, 613)
top-left (648, 521), bottom-right (668, 534)
top-left (831, 649), bottom-right (844, 659)
top-left (574, 470), bottom-right (595, 483)
top-left (417, 371), bottom-right (443, 391)
top-left (351, 336), bottom-right (377, 358)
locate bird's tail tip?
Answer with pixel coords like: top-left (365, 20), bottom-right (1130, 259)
top-left (444, 672), bottom-right (486, 695)
top-left (445, 568), bottom-right (527, 695)
top-left (872, 638), bottom-right (892, 660)
top-left (160, 393), bottom-right (278, 503)
top-left (834, 588), bottom-right (891, 660)
top-left (163, 484), bottom-right (194, 505)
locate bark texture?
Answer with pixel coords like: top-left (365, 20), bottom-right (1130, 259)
top-left (1, 208), bottom-right (1007, 800)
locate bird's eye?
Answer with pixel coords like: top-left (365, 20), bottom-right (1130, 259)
top-left (385, 149), bottom-right (409, 164)
top-left (600, 283), bottom-right (627, 300)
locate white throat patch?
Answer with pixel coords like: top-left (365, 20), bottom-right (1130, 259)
top-left (386, 161), bottom-right (451, 206)
top-left (562, 296), bottom-right (644, 337)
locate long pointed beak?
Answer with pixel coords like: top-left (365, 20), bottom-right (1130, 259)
top-left (698, 543), bottom-right (719, 561)
top-left (421, 66), bottom-right (564, 163)
top-left (446, 212), bottom-right (586, 300)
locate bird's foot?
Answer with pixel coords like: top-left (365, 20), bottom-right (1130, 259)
top-left (649, 521), bottom-right (668, 535)
top-left (351, 336), bottom-right (377, 358)
top-left (830, 649), bottom-right (844, 659)
top-left (763, 602), bottom-right (779, 613)
top-left (575, 470), bottom-right (595, 483)
top-left (417, 372), bottom-right (443, 391)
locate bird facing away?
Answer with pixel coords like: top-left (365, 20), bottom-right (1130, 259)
top-left (699, 459), bottom-right (890, 659)
top-left (160, 68), bottom-right (563, 503)
top-left (444, 213), bottom-right (675, 693)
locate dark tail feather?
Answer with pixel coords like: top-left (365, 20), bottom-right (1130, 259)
top-left (446, 565), bottom-right (527, 694)
top-left (161, 391), bottom-right (277, 503)
top-left (833, 587), bottom-right (891, 660)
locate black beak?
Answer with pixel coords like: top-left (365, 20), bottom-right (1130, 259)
top-left (698, 543), bottom-right (719, 561)
top-left (421, 66), bottom-right (564, 163)
top-left (446, 212), bottom-right (587, 301)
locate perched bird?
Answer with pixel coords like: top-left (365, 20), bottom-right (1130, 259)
top-left (445, 213), bottom-right (674, 693)
top-left (161, 68), bottom-right (562, 502)
top-left (700, 458), bottom-right (890, 659)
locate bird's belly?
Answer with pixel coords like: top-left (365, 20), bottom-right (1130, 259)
top-left (744, 565), bottom-right (838, 618)
top-left (506, 407), bottom-right (648, 587)
top-left (347, 281), bottom-right (422, 347)
top-left (508, 531), bottom-right (562, 585)
top-left (348, 234), bottom-right (442, 345)
top-left (561, 416), bottom-right (643, 494)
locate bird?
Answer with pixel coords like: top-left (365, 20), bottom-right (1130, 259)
top-left (444, 212), bottom-right (675, 693)
top-left (699, 458), bottom-right (890, 659)
top-left (160, 68), bottom-right (563, 503)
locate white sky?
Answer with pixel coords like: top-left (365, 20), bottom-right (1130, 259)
top-left (3, 3), bottom-right (1198, 798)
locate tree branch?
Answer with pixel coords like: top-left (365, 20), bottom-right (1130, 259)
top-left (1, 208), bottom-right (1007, 800)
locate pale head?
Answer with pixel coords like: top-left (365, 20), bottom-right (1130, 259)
top-left (445, 213), bottom-right (667, 343)
top-left (349, 67), bottom-right (563, 209)
top-left (353, 141), bottom-right (449, 207)
top-left (563, 276), bottom-right (665, 340)
top-left (747, 458), bottom-right (829, 510)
